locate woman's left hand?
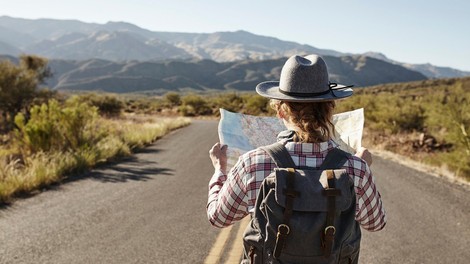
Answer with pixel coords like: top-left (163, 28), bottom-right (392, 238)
top-left (209, 143), bottom-right (228, 173)
top-left (355, 147), bottom-right (373, 167)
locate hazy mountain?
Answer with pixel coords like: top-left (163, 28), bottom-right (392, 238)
top-left (0, 40), bottom-right (21, 55)
top-left (26, 30), bottom-right (191, 61)
top-left (363, 52), bottom-right (470, 78)
top-left (41, 55), bottom-right (427, 94)
top-left (0, 24), bottom-right (36, 47)
top-left (0, 16), bottom-right (347, 62)
top-left (325, 55), bottom-right (428, 86)
top-left (0, 54), bottom-right (19, 64)
top-left (401, 63), bottom-right (470, 79)
top-left (151, 30), bottom-right (343, 61)
top-left (0, 16), bottom-right (466, 79)
top-left (0, 16), bottom-right (101, 42)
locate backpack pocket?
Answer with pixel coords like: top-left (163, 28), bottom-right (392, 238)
top-left (243, 217), bottom-right (266, 264)
top-left (274, 169), bottom-right (353, 212)
top-left (338, 235), bottom-right (361, 264)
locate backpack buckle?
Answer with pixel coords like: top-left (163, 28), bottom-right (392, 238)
top-left (324, 226), bottom-right (336, 236)
top-left (322, 225), bottom-right (336, 258)
top-left (278, 224), bottom-right (290, 235)
top-left (274, 224), bottom-right (290, 259)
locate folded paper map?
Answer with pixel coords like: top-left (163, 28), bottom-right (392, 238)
top-left (218, 108), bottom-right (364, 169)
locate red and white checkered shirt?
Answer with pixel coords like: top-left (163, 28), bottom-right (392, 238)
top-left (207, 139), bottom-right (387, 231)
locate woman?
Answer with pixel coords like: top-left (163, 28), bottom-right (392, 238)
top-left (207, 54), bottom-right (386, 233)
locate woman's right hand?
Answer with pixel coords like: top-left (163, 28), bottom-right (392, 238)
top-left (355, 147), bottom-right (373, 167)
top-left (209, 143), bottom-right (228, 173)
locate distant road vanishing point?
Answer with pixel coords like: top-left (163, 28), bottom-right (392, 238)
top-left (0, 120), bottom-right (469, 264)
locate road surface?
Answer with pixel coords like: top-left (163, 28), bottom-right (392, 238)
top-left (0, 120), bottom-right (469, 263)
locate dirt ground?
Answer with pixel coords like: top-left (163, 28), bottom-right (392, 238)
top-left (363, 128), bottom-right (469, 188)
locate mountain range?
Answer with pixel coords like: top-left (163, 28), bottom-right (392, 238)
top-left (0, 16), bottom-right (468, 93)
top-left (0, 54), bottom-right (427, 94)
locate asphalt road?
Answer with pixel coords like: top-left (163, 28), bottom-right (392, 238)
top-left (0, 120), bottom-right (469, 264)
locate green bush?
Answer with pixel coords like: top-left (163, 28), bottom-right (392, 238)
top-left (0, 55), bottom-right (53, 131)
top-left (179, 94), bottom-right (212, 116)
top-left (1, 115), bottom-right (191, 202)
top-left (379, 100), bottom-right (426, 133)
top-left (336, 77), bottom-right (470, 179)
top-left (243, 95), bottom-right (271, 115)
top-left (13, 99), bottom-right (105, 154)
top-left (164, 92), bottom-right (181, 107)
top-left (67, 93), bottom-right (124, 117)
top-left (212, 93), bottom-right (244, 113)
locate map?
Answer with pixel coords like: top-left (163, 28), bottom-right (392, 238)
top-left (218, 108), bottom-right (364, 169)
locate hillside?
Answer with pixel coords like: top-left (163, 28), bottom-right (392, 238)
top-left (39, 55), bottom-right (427, 94)
top-left (335, 77), bottom-right (470, 180)
top-left (364, 52), bottom-right (470, 79)
top-left (0, 16), bottom-right (468, 79)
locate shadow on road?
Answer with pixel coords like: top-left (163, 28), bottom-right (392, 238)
top-left (87, 162), bottom-right (173, 183)
top-left (66, 147), bottom-right (174, 183)
top-left (0, 146), bottom-right (174, 210)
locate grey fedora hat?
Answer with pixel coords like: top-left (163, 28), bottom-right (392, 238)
top-left (256, 54), bottom-right (353, 102)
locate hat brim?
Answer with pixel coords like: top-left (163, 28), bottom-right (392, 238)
top-left (256, 81), bottom-right (353, 102)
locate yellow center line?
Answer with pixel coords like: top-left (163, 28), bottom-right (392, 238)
top-left (204, 217), bottom-right (251, 264)
top-left (203, 224), bottom-right (233, 264)
top-left (225, 217), bottom-right (250, 263)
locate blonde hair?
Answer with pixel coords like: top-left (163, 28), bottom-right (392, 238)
top-left (270, 100), bottom-right (336, 143)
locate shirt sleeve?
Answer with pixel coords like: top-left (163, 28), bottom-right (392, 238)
top-left (206, 157), bottom-right (250, 228)
top-left (349, 157), bottom-right (387, 231)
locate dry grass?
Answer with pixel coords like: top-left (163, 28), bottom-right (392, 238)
top-left (0, 115), bottom-right (191, 203)
top-left (335, 77), bottom-right (470, 181)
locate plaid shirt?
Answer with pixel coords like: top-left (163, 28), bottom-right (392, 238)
top-left (207, 139), bottom-right (387, 232)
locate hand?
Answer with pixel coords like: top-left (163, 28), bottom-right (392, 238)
top-left (355, 147), bottom-right (373, 167)
top-left (209, 143), bottom-right (228, 173)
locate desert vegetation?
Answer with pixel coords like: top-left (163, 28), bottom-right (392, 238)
top-left (335, 78), bottom-right (470, 180)
top-left (1, 55), bottom-right (468, 202)
top-left (0, 56), bottom-right (190, 203)
top-left (138, 77), bottom-right (470, 181)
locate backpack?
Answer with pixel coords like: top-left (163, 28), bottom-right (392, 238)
top-left (242, 142), bottom-right (361, 264)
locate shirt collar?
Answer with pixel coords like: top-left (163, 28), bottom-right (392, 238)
top-left (277, 130), bottom-right (339, 155)
top-left (276, 130), bottom-right (297, 142)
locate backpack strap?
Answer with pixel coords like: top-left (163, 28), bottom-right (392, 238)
top-left (319, 148), bottom-right (349, 170)
top-left (320, 148), bottom-right (349, 258)
top-left (260, 142), bottom-right (298, 259)
top-left (260, 142), bottom-right (296, 168)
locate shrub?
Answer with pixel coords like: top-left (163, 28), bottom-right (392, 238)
top-left (212, 93), bottom-right (244, 113)
top-left (1, 114), bottom-right (191, 202)
top-left (179, 94), bottom-right (212, 116)
top-left (0, 55), bottom-right (53, 131)
top-left (164, 92), bottom-right (181, 107)
top-left (13, 100), bottom-right (105, 155)
top-left (67, 93), bottom-right (124, 117)
top-left (391, 104), bottom-right (426, 133)
top-left (243, 95), bottom-right (270, 115)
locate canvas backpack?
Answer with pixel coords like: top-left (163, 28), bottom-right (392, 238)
top-left (242, 142), bottom-right (361, 264)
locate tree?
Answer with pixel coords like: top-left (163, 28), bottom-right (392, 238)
top-left (67, 93), bottom-right (124, 117)
top-left (179, 94), bottom-right (212, 116)
top-left (0, 55), bottom-right (52, 131)
top-left (164, 92), bottom-right (181, 107)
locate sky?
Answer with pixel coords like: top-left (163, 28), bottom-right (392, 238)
top-left (2, 0), bottom-right (470, 71)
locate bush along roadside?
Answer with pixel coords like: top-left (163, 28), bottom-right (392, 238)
top-left (0, 99), bottom-right (190, 203)
top-left (335, 77), bottom-right (470, 181)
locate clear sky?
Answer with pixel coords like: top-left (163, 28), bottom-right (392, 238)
top-left (2, 0), bottom-right (469, 71)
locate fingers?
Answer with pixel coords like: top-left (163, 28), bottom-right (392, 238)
top-left (209, 143), bottom-right (227, 155)
top-left (355, 147), bottom-right (373, 166)
top-left (209, 143), bottom-right (219, 154)
top-left (220, 144), bottom-right (228, 153)
top-left (357, 147), bottom-right (369, 152)
top-left (209, 143), bottom-right (228, 163)
top-left (209, 143), bottom-right (228, 173)
top-left (355, 147), bottom-right (368, 155)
